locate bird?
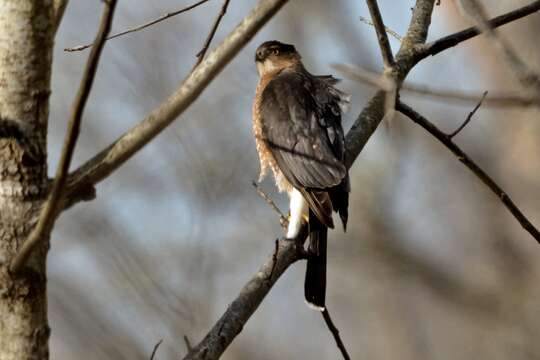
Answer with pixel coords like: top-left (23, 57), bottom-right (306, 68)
top-left (252, 40), bottom-right (350, 310)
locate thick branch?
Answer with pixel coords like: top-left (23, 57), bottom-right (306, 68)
top-left (64, 0), bottom-right (289, 204)
top-left (397, 101), bottom-right (540, 244)
top-left (419, 0), bottom-right (540, 59)
top-left (345, 0), bottom-right (436, 167)
top-left (183, 234), bottom-right (307, 360)
top-left (64, 0), bottom-right (212, 52)
top-left (365, 0), bottom-right (395, 68)
top-left (10, 0), bottom-right (117, 274)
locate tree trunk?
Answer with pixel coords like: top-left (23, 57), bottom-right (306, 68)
top-left (0, 1), bottom-right (55, 359)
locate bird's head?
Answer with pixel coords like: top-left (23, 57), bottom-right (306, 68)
top-left (255, 40), bottom-right (301, 77)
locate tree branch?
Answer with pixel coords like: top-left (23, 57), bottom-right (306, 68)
top-left (396, 101), bottom-right (540, 244)
top-left (448, 90), bottom-right (487, 138)
top-left (322, 308), bottom-right (351, 360)
top-left (458, 0), bottom-right (540, 95)
top-left (53, 0), bottom-right (69, 34)
top-left (64, 0), bottom-right (289, 206)
top-left (365, 0), bottom-right (395, 68)
top-left (345, 0), bottom-right (436, 168)
top-left (64, 0), bottom-right (212, 52)
top-left (9, 0), bottom-right (117, 274)
top-left (359, 16), bottom-right (402, 41)
top-left (418, 0), bottom-right (540, 59)
top-left (182, 232), bottom-right (307, 360)
top-left (149, 339), bottom-right (163, 360)
top-left (193, 0), bottom-right (231, 69)
top-left (334, 63), bottom-right (539, 108)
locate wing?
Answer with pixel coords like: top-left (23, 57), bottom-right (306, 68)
top-left (260, 70), bottom-right (347, 226)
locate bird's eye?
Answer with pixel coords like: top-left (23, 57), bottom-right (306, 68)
top-left (272, 49), bottom-right (279, 55)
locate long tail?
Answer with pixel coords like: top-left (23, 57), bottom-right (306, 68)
top-left (304, 209), bottom-right (327, 311)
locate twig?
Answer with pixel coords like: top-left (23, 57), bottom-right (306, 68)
top-left (64, 0), bottom-right (211, 52)
top-left (64, 0), bottom-right (290, 207)
top-left (458, 0), bottom-right (540, 95)
top-left (193, 0), bottom-right (231, 69)
top-left (359, 16), bottom-right (402, 41)
top-left (366, 0), bottom-right (395, 68)
top-left (9, 0), bottom-right (117, 274)
top-left (183, 335), bottom-right (193, 353)
top-left (419, 1), bottom-right (540, 59)
top-left (334, 63), bottom-right (540, 108)
top-left (397, 101), bottom-right (540, 244)
top-left (448, 90), bottom-right (487, 138)
top-left (252, 181), bottom-right (288, 229)
top-left (322, 308), bottom-right (351, 360)
top-left (150, 339), bottom-right (163, 360)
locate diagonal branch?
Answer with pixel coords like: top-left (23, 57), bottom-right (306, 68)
top-left (359, 15), bottom-right (402, 41)
top-left (345, 0), bottom-right (436, 168)
top-left (365, 0), bottom-right (395, 68)
top-left (65, 0), bottom-right (212, 52)
top-left (9, 0), bottom-right (118, 274)
top-left (322, 308), bottom-right (351, 360)
top-left (448, 90), bottom-right (487, 138)
top-left (458, 0), bottom-right (540, 95)
top-left (182, 233), bottom-right (307, 360)
top-left (396, 101), bottom-right (540, 244)
top-left (53, 0), bottom-right (69, 34)
top-left (64, 0), bottom-right (289, 206)
top-left (418, 0), bottom-right (540, 59)
top-left (193, 0), bottom-right (231, 69)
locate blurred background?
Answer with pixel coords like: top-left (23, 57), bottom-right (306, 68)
top-left (47, 0), bottom-right (540, 359)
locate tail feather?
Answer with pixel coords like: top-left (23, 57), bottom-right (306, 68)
top-left (304, 209), bottom-right (327, 311)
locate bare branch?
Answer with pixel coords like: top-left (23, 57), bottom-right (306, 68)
top-left (448, 90), bottom-right (487, 138)
top-left (183, 335), bottom-right (193, 353)
top-left (458, 0), bottom-right (540, 95)
top-left (365, 0), bottom-right (395, 68)
top-left (322, 308), bottom-right (351, 360)
top-left (359, 16), bottom-right (402, 41)
top-left (183, 233), bottom-right (307, 360)
top-left (9, 0), bottom-right (117, 274)
top-left (397, 101), bottom-right (540, 244)
top-left (334, 63), bottom-right (540, 108)
top-left (53, 0), bottom-right (69, 33)
top-left (252, 181), bottom-right (288, 230)
top-left (149, 339), bottom-right (163, 360)
top-left (419, 1), bottom-right (540, 59)
top-left (64, 0), bottom-right (290, 206)
top-left (64, 0), bottom-right (212, 52)
top-left (193, 0), bottom-right (231, 69)
top-left (345, 0), bottom-right (436, 167)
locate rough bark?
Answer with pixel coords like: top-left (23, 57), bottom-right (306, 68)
top-left (0, 1), bottom-right (55, 359)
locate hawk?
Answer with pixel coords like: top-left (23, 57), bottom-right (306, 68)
top-left (252, 41), bottom-right (350, 310)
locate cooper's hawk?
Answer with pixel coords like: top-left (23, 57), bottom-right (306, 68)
top-left (252, 40), bottom-right (350, 310)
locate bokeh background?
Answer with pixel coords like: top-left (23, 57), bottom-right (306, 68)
top-left (47, 1), bottom-right (540, 359)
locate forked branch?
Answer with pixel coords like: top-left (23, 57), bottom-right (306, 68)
top-left (397, 101), bottom-right (540, 244)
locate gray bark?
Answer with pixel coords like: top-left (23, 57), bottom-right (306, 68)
top-left (0, 1), bottom-right (55, 359)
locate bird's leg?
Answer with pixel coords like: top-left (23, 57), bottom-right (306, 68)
top-left (286, 188), bottom-right (308, 239)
